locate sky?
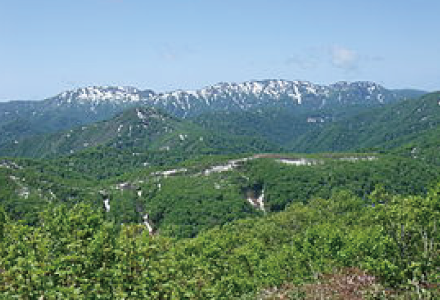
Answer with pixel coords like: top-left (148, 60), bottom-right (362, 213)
top-left (0, 0), bottom-right (439, 100)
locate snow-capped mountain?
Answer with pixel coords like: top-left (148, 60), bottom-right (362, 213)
top-left (49, 86), bottom-right (155, 107)
top-left (0, 79), bottom-right (425, 147)
top-left (150, 80), bottom-right (405, 117)
top-left (151, 80), bottom-right (323, 117)
top-left (32, 79), bottom-right (422, 118)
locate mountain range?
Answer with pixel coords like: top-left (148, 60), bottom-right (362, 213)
top-left (0, 80), bottom-right (425, 148)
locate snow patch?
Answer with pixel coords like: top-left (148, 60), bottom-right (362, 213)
top-left (137, 109), bottom-right (146, 120)
top-left (277, 158), bottom-right (317, 166)
top-left (247, 189), bottom-right (265, 212)
top-left (293, 84), bottom-right (302, 104)
top-left (0, 161), bottom-right (22, 170)
top-left (154, 168), bottom-right (187, 177)
top-left (339, 156), bottom-right (377, 162)
top-left (104, 199), bottom-right (110, 212)
top-left (307, 117), bottom-right (324, 123)
top-left (142, 214), bottom-right (154, 234)
top-left (203, 158), bottom-right (251, 175)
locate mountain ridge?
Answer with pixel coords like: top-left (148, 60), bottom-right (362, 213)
top-left (0, 79), bottom-right (426, 149)
top-left (44, 80), bottom-right (425, 114)
top-left (2, 80), bottom-right (425, 112)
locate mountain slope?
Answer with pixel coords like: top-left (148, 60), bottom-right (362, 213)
top-left (291, 91), bottom-right (440, 153)
top-left (0, 157), bottom-right (99, 223)
top-left (0, 106), bottom-right (281, 159)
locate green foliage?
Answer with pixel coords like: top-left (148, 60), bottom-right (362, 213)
top-left (0, 205), bottom-right (5, 241)
top-left (292, 91), bottom-right (440, 155)
top-left (0, 106), bottom-right (280, 160)
top-left (0, 158), bottom-right (99, 223)
top-left (370, 186), bottom-right (440, 285)
top-left (3, 152), bottom-right (438, 239)
top-left (243, 155), bottom-right (439, 212)
top-left (1, 187), bottom-right (439, 298)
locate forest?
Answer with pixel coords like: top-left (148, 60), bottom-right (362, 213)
top-left (1, 184), bottom-right (439, 298)
top-left (1, 93), bottom-right (440, 299)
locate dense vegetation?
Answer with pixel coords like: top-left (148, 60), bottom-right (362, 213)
top-left (192, 105), bottom-right (395, 149)
top-left (1, 185), bottom-right (439, 298)
top-left (291, 92), bottom-right (440, 153)
top-left (1, 91), bottom-right (440, 298)
top-left (101, 153), bottom-right (439, 238)
top-left (3, 153), bottom-right (439, 239)
top-left (0, 107), bottom-right (280, 159)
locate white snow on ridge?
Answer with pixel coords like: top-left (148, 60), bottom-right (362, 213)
top-left (49, 80), bottom-right (392, 116)
top-left (57, 86), bottom-right (142, 104)
top-left (153, 80), bottom-right (327, 109)
top-left (203, 157), bottom-right (252, 175)
top-left (293, 85), bottom-right (302, 104)
top-left (277, 156), bottom-right (377, 166)
top-left (277, 158), bottom-right (317, 166)
top-left (153, 168), bottom-right (188, 177)
top-left (154, 154), bottom-right (377, 179)
top-left (338, 156), bottom-right (377, 162)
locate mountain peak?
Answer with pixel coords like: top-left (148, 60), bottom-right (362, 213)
top-left (54, 86), bottom-right (145, 104)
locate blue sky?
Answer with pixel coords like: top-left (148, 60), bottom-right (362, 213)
top-left (0, 0), bottom-right (439, 100)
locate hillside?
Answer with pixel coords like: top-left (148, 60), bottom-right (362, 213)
top-left (290, 92), bottom-right (440, 153)
top-left (192, 105), bottom-right (384, 148)
top-left (0, 106), bottom-right (280, 159)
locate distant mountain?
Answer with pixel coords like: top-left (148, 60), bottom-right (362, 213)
top-left (147, 80), bottom-right (424, 117)
top-left (0, 106), bottom-right (281, 159)
top-left (0, 86), bottom-right (155, 147)
top-left (0, 80), bottom-right (425, 147)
